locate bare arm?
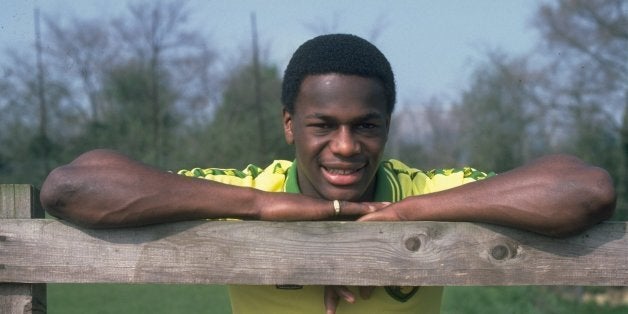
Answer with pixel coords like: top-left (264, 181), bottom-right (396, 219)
top-left (359, 154), bottom-right (617, 237)
top-left (40, 149), bottom-right (381, 228)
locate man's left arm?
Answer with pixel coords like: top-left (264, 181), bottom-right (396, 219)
top-left (359, 154), bottom-right (616, 237)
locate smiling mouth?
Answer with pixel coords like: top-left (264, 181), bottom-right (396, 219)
top-left (321, 164), bottom-right (366, 186)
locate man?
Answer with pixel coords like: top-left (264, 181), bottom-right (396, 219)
top-left (40, 34), bottom-right (616, 314)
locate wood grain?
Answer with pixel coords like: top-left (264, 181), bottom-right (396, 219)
top-left (1, 185), bottom-right (46, 314)
top-left (1, 218), bottom-right (626, 286)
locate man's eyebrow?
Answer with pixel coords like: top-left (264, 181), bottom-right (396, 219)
top-left (304, 112), bottom-right (386, 121)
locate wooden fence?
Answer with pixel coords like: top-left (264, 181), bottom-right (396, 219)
top-left (1, 184), bottom-right (628, 313)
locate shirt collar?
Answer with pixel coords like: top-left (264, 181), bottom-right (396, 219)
top-left (284, 160), bottom-right (300, 194)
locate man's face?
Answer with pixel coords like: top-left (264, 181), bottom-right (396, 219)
top-left (283, 74), bottom-right (390, 201)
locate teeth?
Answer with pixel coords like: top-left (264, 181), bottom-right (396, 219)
top-left (325, 168), bottom-right (357, 175)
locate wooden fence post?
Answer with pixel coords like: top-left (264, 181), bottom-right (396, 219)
top-left (1, 184), bottom-right (47, 314)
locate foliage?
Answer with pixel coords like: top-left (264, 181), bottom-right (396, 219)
top-left (385, 99), bottom-right (464, 170)
top-left (191, 61), bottom-right (293, 169)
top-left (0, 0), bottom-right (219, 184)
top-left (532, 0), bottom-right (627, 219)
top-left (455, 53), bottom-right (538, 172)
top-left (390, 0), bottom-right (627, 220)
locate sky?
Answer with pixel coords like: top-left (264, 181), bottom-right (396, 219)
top-left (1, 0), bottom-right (542, 105)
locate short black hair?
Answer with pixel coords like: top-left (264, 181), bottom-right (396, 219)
top-left (281, 34), bottom-right (396, 115)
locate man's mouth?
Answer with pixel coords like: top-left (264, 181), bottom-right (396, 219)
top-left (321, 164), bottom-right (366, 186)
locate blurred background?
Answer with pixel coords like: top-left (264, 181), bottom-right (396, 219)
top-left (1, 0), bottom-right (627, 313)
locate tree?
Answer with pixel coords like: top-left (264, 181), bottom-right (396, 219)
top-left (385, 99), bottom-right (464, 170)
top-left (0, 0), bottom-right (221, 185)
top-left (112, 0), bottom-right (219, 167)
top-left (191, 61), bottom-right (291, 169)
top-left (533, 0), bottom-right (627, 217)
top-left (44, 14), bottom-right (117, 123)
top-left (0, 50), bottom-right (74, 184)
top-left (68, 60), bottom-right (179, 167)
top-left (455, 53), bottom-right (544, 172)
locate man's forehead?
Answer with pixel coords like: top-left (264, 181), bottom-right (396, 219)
top-left (299, 73), bottom-right (384, 88)
top-left (296, 74), bottom-right (386, 101)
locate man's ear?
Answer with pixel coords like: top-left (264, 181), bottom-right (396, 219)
top-left (283, 109), bottom-right (294, 145)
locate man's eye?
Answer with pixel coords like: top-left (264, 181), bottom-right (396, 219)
top-left (357, 123), bottom-right (377, 129)
top-left (312, 123), bottom-right (332, 129)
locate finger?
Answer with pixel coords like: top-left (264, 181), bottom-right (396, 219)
top-left (338, 201), bottom-right (391, 217)
top-left (324, 286), bottom-right (340, 314)
top-left (334, 285), bottom-right (356, 303)
top-left (359, 286), bottom-right (376, 299)
top-left (356, 210), bottom-right (399, 222)
top-left (364, 202), bottom-right (392, 213)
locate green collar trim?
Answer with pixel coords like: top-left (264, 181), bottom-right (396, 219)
top-left (285, 160), bottom-right (301, 194)
top-left (284, 160), bottom-right (400, 202)
top-left (374, 162), bottom-right (400, 202)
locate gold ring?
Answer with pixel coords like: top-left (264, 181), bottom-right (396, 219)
top-left (333, 200), bottom-right (341, 216)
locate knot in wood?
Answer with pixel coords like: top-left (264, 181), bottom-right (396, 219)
top-left (404, 236), bottom-right (421, 252)
top-left (491, 244), bottom-right (510, 260)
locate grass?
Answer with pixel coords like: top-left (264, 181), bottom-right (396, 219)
top-left (47, 285), bottom-right (628, 313)
top-left (442, 286), bottom-right (628, 314)
top-left (47, 284), bottom-right (231, 314)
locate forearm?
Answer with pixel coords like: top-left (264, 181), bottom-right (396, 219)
top-left (395, 154), bottom-right (617, 237)
top-left (40, 149), bottom-right (259, 228)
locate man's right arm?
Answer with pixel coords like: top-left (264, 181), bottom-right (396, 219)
top-left (40, 149), bottom-right (380, 228)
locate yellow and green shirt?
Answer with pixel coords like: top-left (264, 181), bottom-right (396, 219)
top-left (178, 159), bottom-right (492, 314)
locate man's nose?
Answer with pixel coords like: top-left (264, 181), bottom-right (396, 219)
top-left (330, 126), bottom-right (360, 156)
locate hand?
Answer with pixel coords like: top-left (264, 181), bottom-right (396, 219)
top-left (356, 201), bottom-right (404, 222)
top-left (256, 192), bottom-right (390, 221)
top-left (324, 286), bottom-right (375, 314)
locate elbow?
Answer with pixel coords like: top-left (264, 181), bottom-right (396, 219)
top-left (40, 149), bottom-right (119, 227)
top-left (40, 165), bottom-right (102, 228)
top-left (40, 165), bottom-right (74, 220)
top-left (564, 155), bottom-right (617, 222)
top-left (586, 166), bottom-right (617, 222)
top-left (548, 167), bottom-right (617, 238)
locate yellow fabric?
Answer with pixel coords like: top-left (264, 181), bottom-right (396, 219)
top-left (379, 159), bottom-right (491, 197)
top-left (177, 159), bottom-right (490, 314)
top-left (177, 160), bottom-right (292, 192)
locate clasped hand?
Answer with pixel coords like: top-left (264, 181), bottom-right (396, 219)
top-left (255, 192), bottom-right (401, 221)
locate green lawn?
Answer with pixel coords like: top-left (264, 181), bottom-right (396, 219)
top-left (47, 284), bottom-right (628, 313)
top-left (442, 286), bottom-right (628, 314)
top-left (47, 284), bottom-right (232, 314)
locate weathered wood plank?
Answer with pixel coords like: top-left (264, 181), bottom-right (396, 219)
top-left (0, 284), bottom-right (46, 314)
top-left (0, 185), bottom-right (47, 314)
top-left (0, 185), bottom-right (45, 220)
top-left (1, 219), bottom-right (626, 286)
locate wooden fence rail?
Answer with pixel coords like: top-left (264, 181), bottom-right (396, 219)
top-left (1, 184), bottom-right (627, 313)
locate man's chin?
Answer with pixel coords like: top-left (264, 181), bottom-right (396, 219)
top-left (320, 187), bottom-right (365, 202)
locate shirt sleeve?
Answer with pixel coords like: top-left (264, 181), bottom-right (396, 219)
top-left (414, 167), bottom-right (495, 194)
top-left (385, 160), bottom-right (494, 196)
top-left (175, 160), bottom-right (292, 192)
